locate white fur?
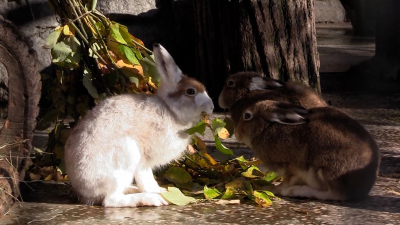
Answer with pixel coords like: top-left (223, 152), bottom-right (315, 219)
top-left (249, 77), bottom-right (268, 91)
top-left (64, 44), bottom-right (214, 207)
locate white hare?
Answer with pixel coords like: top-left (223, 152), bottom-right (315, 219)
top-left (64, 43), bottom-right (214, 207)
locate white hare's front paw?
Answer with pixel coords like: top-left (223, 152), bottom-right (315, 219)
top-left (159, 187), bottom-right (168, 193)
top-left (140, 193), bottom-right (169, 206)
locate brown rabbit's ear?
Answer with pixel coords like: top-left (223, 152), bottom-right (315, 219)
top-left (265, 103), bottom-right (309, 125)
top-left (249, 77), bottom-right (284, 91)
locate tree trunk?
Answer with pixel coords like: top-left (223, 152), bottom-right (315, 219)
top-left (193, 0), bottom-right (321, 101)
top-left (0, 16), bottom-right (41, 215)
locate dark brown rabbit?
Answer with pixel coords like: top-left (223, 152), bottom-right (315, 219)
top-left (235, 100), bottom-right (380, 201)
top-left (218, 72), bottom-right (328, 125)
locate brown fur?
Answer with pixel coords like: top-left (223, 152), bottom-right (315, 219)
top-left (218, 72), bottom-right (328, 125)
top-left (236, 100), bottom-right (380, 201)
top-left (168, 76), bottom-right (206, 99)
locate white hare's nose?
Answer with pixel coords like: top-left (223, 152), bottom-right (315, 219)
top-left (195, 92), bottom-right (214, 114)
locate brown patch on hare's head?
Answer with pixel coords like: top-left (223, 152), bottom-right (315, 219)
top-left (218, 72), bottom-right (284, 109)
top-left (168, 75), bottom-right (205, 99)
top-left (167, 75), bottom-right (213, 123)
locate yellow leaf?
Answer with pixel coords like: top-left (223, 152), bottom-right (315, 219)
top-left (44, 174), bottom-right (52, 181)
top-left (130, 34), bottom-right (145, 48)
top-left (203, 153), bottom-right (217, 166)
top-left (253, 191), bottom-right (273, 207)
top-left (63, 25), bottom-right (73, 36)
top-left (217, 127), bottom-right (230, 139)
top-left (63, 175), bottom-right (69, 181)
top-left (201, 113), bottom-right (210, 125)
top-left (161, 187), bottom-right (196, 206)
top-left (194, 135), bottom-right (207, 152)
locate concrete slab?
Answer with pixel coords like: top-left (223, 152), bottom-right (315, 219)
top-left (316, 22), bottom-right (376, 73)
top-left (3, 22), bottom-right (400, 225)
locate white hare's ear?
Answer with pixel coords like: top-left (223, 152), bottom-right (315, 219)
top-left (153, 43), bottom-right (183, 89)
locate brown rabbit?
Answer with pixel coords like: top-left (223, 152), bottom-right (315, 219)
top-left (218, 72), bottom-right (327, 125)
top-left (235, 100), bottom-right (380, 201)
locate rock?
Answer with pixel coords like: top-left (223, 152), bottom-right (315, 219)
top-left (97, 0), bottom-right (158, 17)
top-left (0, 0), bottom-right (59, 70)
top-left (314, 0), bottom-right (346, 23)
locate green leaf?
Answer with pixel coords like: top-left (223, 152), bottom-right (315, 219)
top-left (51, 41), bottom-right (72, 63)
top-left (95, 22), bottom-right (106, 36)
top-left (241, 165), bottom-right (264, 178)
top-left (118, 44), bottom-right (139, 65)
top-left (211, 118), bottom-right (226, 135)
top-left (83, 68), bottom-right (99, 99)
top-left (185, 121), bottom-right (206, 135)
top-left (161, 187), bottom-right (196, 206)
top-left (164, 167), bottom-right (192, 184)
top-left (263, 171), bottom-right (279, 182)
top-left (221, 187), bottom-right (235, 199)
top-left (139, 56), bottom-right (161, 85)
top-left (129, 77), bottom-right (139, 86)
top-left (110, 22), bottom-right (127, 44)
top-left (89, 43), bottom-right (101, 58)
top-left (235, 155), bottom-right (248, 163)
top-left (65, 36), bottom-right (81, 52)
top-left (262, 190), bottom-right (277, 198)
top-left (44, 30), bottom-right (61, 49)
top-left (204, 185), bottom-right (221, 200)
top-left (253, 191), bottom-right (273, 207)
top-left (90, 0), bottom-right (97, 11)
top-left (221, 179), bottom-right (244, 199)
top-left (214, 136), bottom-right (233, 155)
top-left (36, 109), bottom-right (59, 131)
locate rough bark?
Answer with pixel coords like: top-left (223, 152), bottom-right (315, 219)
top-left (0, 16), bottom-right (41, 215)
top-left (193, 0), bottom-right (321, 101)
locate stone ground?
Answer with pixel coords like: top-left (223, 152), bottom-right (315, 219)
top-left (2, 23), bottom-right (400, 225)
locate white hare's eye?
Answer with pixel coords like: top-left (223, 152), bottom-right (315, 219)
top-left (227, 80), bottom-right (235, 87)
top-left (186, 88), bottom-right (196, 96)
top-left (243, 112), bottom-right (253, 121)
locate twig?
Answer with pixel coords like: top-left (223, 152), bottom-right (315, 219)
top-left (0, 187), bottom-right (21, 203)
top-left (0, 140), bottom-right (29, 149)
top-left (27, 215), bottom-right (58, 224)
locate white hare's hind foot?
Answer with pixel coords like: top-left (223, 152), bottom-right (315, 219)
top-left (103, 192), bottom-right (168, 207)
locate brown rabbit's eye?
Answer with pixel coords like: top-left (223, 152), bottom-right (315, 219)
top-left (186, 88), bottom-right (196, 96)
top-left (243, 112), bottom-right (253, 121)
top-left (227, 80), bottom-right (235, 87)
